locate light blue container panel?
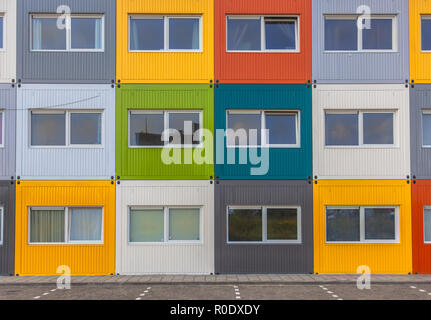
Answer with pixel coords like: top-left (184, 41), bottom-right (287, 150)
top-left (0, 85), bottom-right (16, 180)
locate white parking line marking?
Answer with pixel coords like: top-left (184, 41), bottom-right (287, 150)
top-left (332, 295), bottom-right (338, 298)
top-left (420, 289), bottom-right (426, 292)
top-left (33, 296), bottom-right (40, 299)
top-left (50, 289), bottom-right (56, 292)
top-left (410, 286), bottom-right (417, 289)
top-left (327, 291), bottom-right (333, 294)
top-left (136, 287), bottom-right (152, 300)
top-left (42, 293), bottom-right (49, 296)
top-left (136, 297), bottom-right (141, 300)
top-left (319, 285), bottom-right (342, 300)
top-left (233, 285), bottom-right (241, 300)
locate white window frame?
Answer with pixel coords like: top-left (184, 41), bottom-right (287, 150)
top-left (28, 206), bottom-right (104, 245)
top-left (30, 14), bottom-right (105, 52)
top-left (226, 109), bottom-right (301, 148)
top-left (127, 206), bottom-right (203, 245)
top-left (29, 110), bottom-right (104, 149)
top-left (226, 206), bottom-right (302, 244)
top-left (325, 205), bottom-right (399, 244)
top-left (422, 110), bottom-right (431, 148)
top-left (0, 13), bottom-right (5, 51)
top-left (323, 14), bottom-right (398, 53)
top-left (324, 110), bottom-right (397, 148)
top-left (128, 15), bottom-right (203, 52)
top-left (0, 206), bottom-right (3, 246)
top-left (421, 15), bottom-right (431, 52)
top-left (0, 110), bottom-right (4, 148)
top-left (128, 110), bottom-right (203, 148)
top-left (226, 15), bottom-right (300, 53)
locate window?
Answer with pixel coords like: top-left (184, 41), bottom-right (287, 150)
top-left (422, 16), bottom-right (431, 51)
top-left (0, 15), bottom-right (4, 50)
top-left (324, 16), bottom-right (396, 51)
top-left (31, 15), bottom-right (103, 51)
top-left (422, 111), bottom-right (431, 147)
top-left (227, 16), bottom-right (299, 52)
top-left (0, 207), bottom-right (3, 245)
top-left (29, 207), bottom-right (103, 244)
top-left (129, 110), bottom-right (202, 147)
top-left (227, 110), bottom-right (300, 147)
top-left (129, 15), bottom-right (202, 51)
top-left (30, 111), bottom-right (102, 147)
top-left (326, 206), bottom-right (399, 243)
top-left (325, 111), bottom-right (395, 146)
top-left (129, 207), bottom-right (201, 243)
top-left (227, 206), bottom-right (301, 243)
top-left (0, 110), bottom-right (3, 147)
top-left (424, 207), bottom-right (431, 243)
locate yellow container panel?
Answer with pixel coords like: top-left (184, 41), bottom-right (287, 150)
top-left (15, 181), bottom-right (115, 276)
top-left (313, 180), bottom-right (412, 275)
top-left (116, 0), bottom-right (214, 83)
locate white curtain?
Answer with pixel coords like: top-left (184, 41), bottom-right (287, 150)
top-left (95, 18), bottom-right (102, 49)
top-left (130, 19), bottom-right (139, 50)
top-left (30, 209), bottom-right (65, 243)
top-left (69, 208), bottom-right (102, 241)
top-left (32, 18), bottom-right (42, 50)
top-left (191, 19), bottom-right (199, 49)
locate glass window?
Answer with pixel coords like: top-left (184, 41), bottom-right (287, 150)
top-left (129, 113), bottom-right (164, 147)
top-left (0, 16), bottom-right (3, 49)
top-left (423, 113), bottom-right (431, 146)
top-left (169, 18), bottom-right (200, 50)
top-left (265, 112), bottom-right (297, 145)
top-left (326, 208), bottom-right (360, 242)
top-left (129, 209), bottom-right (164, 242)
top-left (422, 17), bottom-right (431, 51)
top-left (228, 208), bottom-right (262, 242)
top-left (363, 113), bottom-right (394, 145)
top-left (267, 208), bottom-right (298, 241)
top-left (168, 113), bottom-right (200, 145)
top-left (227, 18), bottom-right (261, 51)
top-left (0, 111), bottom-right (3, 146)
top-left (31, 113), bottom-right (66, 146)
top-left (32, 17), bottom-right (66, 50)
top-left (0, 207), bottom-right (3, 245)
top-left (424, 208), bottom-right (431, 242)
top-left (362, 19), bottom-right (393, 50)
top-left (130, 18), bottom-right (164, 51)
top-left (71, 18), bottom-right (102, 49)
top-left (30, 209), bottom-right (65, 243)
top-left (264, 18), bottom-right (296, 50)
top-left (324, 19), bottom-right (358, 51)
top-left (227, 113), bottom-right (261, 146)
top-left (69, 208), bottom-right (102, 242)
top-left (169, 208), bottom-right (200, 241)
top-left (325, 113), bottom-right (359, 146)
top-left (364, 208), bottom-right (395, 240)
top-left (70, 113), bottom-right (102, 145)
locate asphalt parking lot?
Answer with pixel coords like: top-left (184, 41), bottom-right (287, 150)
top-left (1, 283), bottom-right (431, 300)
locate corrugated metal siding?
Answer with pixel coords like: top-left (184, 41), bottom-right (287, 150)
top-left (14, 181), bottom-right (115, 276)
top-left (16, 84), bottom-right (115, 180)
top-left (312, 0), bottom-right (409, 84)
top-left (17, 0), bottom-right (116, 84)
top-left (215, 0), bottom-right (312, 84)
top-left (116, 0), bottom-right (214, 83)
top-left (0, 0), bottom-right (17, 83)
top-left (116, 84), bottom-right (214, 180)
top-left (412, 180), bottom-right (431, 274)
top-left (0, 181), bottom-right (15, 275)
top-left (411, 85), bottom-right (431, 179)
top-left (313, 180), bottom-right (412, 274)
top-left (214, 180), bottom-right (313, 274)
top-left (0, 84), bottom-right (16, 180)
top-left (214, 84), bottom-right (312, 180)
top-left (116, 180), bottom-right (214, 275)
top-left (313, 84), bottom-right (410, 179)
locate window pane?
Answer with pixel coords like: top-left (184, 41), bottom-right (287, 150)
top-left (325, 19), bottom-right (357, 50)
top-left (129, 113), bottom-right (164, 146)
top-left (129, 209), bottom-right (164, 242)
top-left (130, 18), bottom-right (164, 50)
top-left (424, 209), bottom-right (431, 242)
top-left (31, 113), bottom-right (66, 146)
top-left (325, 113), bottom-right (359, 146)
top-left (266, 112), bottom-right (297, 145)
top-left (169, 18), bottom-right (199, 50)
top-left (267, 208), bottom-right (298, 241)
top-left (423, 113), bottom-right (431, 146)
top-left (364, 208), bottom-right (396, 240)
top-left (362, 19), bottom-right (393, 50)
top-left (0, 112), bottom-right (3, 145)
top-left (227, 18), bottom-right (261, 50)
top-left (265, 19), bottom-right (296, 50)
top-left (228, 208), bottom-right (262, 242)
top-left (326, 208), bottom-right (360, 242)
top-left (69, 208), bottom-right (102, 241)
top-left (0, 208), bottom-right (3, 244)
top-left (169, 208), bottom-right (200, 241)
top-left (363, 113), bottom-right (394, 145)
top-left (71, 18), bottom-right (102, 49)
top-left (227, 113), bottom-right (261, 146)
top-left (0, 17), bottom-right (3, 49)
top-left (32, 18), bottom-right (66, 50)
top-left (70, 113), bottom-right (102, 145)
top-left (30, 209), bottom-right (65, 243)
top-left (422, 18), bottom-right (431, 50)
top-left (168, 113), bottom-right (200, 145)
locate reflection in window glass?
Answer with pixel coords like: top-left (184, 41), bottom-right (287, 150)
top-left (31, 113), bottom-right (66, 146)
top-left (423, 113), bottom-right (431, 146)
top-left (363, 113), bottom-right (394, 145)
top-left (130, 18), bottom-right (164, 50)
top-left (129, 113), bottom-right (164, 146)
top-left (228, 208), bottom-right (262, 242)
top-left (326, 208), bottom-right (360, 242)
top-left (362, 19), bottom-right (393, 50)
top-left (71, 18), bottom-right (102, 49)
top-left (169, 18), bottom-right (199, 50)
top-left (129, 209), bottom-right (164, 242)
top-left (0, 16), bottom-right (3, 49)
top-left (69, 208), bottom-right (102, 241)
top-left (364, 208), bottom-right (395, 240)
top-left (30, 209), bottom-right (65, 243)
top-left (32, 18), bottom-right (66, 50)
top-left (325, 113), bottom-right (359, 146)
top-left (266, 112), bottom-right (297, 145)
top-left (169, 208), bottom-right (200, 241)
top-left (267, 208), bottom-right (298, 240)
top-left (422, 18), bottom-right (431, 51)
top-left (265, 18), bottom-right (296, 50)
top-left (227, 18), bottom-right (261, 51)
top-left (324, 19), bottom-right (357, 51)
top-left (424, 209), bottom-right (431, 242)
top-left (0, 112), bottom-right (3, 145)
top-left (168, 113), bottom-right (200, 145)
top-left (70, 113), bottom-right (102, 145)
top-left (227, 113), bottom-right (261, 146)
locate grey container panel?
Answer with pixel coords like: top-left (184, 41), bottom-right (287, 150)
top-left (411, 85), bottom-right (431, 179)
top-left (0, 181), bottom-right (15, 275)
top-left (312, 0), bottom-right (409, 84)
top-left (0, 85), bottom-right (16, 180)
top-left (17, 0), bottom-right (116, 84)
top-left (214, 180), bottom-right (313, 274)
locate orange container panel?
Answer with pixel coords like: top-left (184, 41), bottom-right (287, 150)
top-left (15, 181), bottom-right (115, 276)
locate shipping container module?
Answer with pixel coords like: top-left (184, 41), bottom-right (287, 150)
top-left (0, 84), bottom-right (15, 180)
top-left (0, 181), bottom-right (15, 275)
top-left (0, 0), bottom-right (17, 84)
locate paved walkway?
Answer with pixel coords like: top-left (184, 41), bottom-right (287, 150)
top-left (1, 274), bottom-right (431, 285)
